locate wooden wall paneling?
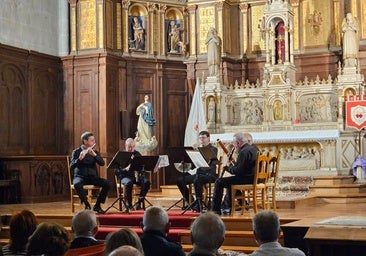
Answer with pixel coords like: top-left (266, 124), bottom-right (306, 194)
top-left (0, 156), bottom-right (69, 203)
top-left (28, 52), bottom-right (62, 155)
top-left (61, 56), bottom-right (76, 155)
top-left (162, 63), bottom-right (189, 185)
top-left (73, 56), bottom-right (101, 147)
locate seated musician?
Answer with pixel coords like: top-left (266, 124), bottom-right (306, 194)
top-left (211, 132), bottom-right (259, 215)
top-left (118, 138), bottom-right (151, 210)
top-left (70, 131), bottom-right (111, 214)
top-left (176, 130), bottom-right (218, 212)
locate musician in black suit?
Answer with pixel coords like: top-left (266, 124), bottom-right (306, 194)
top-left (176, 131), bottom-right (218, 212)
top-left (211, 132), bottom-right (259, 215)
top-left (70, 131), bottom-right (111, 214)
top-left (69, 209), bottom-right (103, 249)
top-left (118, 138), bottom-right (151, 210)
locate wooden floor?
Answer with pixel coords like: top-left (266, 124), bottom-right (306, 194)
top-left (1, 192), bottom-right (366, 226)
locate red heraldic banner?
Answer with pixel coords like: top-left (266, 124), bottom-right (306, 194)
top-left (346, 99), bottom-right (366, 131)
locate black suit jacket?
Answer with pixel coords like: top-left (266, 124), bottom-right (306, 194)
top-left (141, 230), bottom-right (185, 256)
top-left (69, 237), bottom-right (103, 249)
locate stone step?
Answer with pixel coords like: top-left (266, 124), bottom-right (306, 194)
top-left (309, 183), bottom-right (366, 195)
top-left (313, 175), bottom-right (355, 186)
top-left (182, 244), bottom-right (258, 254)
top-left (180, 230), bottom-right (258, 246)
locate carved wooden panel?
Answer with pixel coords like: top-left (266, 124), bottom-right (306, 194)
top-left (0, 45), bottom-right (62, 155)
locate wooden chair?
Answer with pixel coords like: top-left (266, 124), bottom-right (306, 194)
top-left (64, 243), bottom-right (105, 256)
top-left (230, 153), bottom-right (269, 215)
top-left (66, 156), bottom-right (101, 213)
top-left (265, 153), bottom-right (280, 210)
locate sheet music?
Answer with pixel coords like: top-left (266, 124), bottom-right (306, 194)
top-left (186, 150), bottom-right (209, 169)
top-left (188, 167), bottom-right (198, 175)
top-left (158, 155), bottom-right (169, 168)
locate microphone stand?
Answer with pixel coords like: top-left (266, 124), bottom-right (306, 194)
top-left (166, 161), bottom-right (190, 211)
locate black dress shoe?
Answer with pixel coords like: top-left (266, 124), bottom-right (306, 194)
top-left (93, 205), bottom-right (106, 214)
top-left (84, 202), bottom-right (91, 210)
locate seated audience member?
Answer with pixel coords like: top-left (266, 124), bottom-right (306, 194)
top-left (2, 209), bottom-right (38, 256)
top-left (188, 211), bottom-right (225, 256)
top-left (140, 206), bottom-right (185, 256)
top-left (249, 210), bottom-right (305, 256)
top-left (26, 222), bottom-right (70, 256)
top-left (105, 228), bottom-right (144, 255)
top-left (109, 245), bottom-right (143, 256)
top-left (70, 209), bottom-right (102, 249)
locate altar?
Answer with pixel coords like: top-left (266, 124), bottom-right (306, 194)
top-left (211, 130), bottom-right (339, 174)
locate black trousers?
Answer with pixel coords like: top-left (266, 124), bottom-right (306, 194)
top-left (120, 176), bottom-right (150, 206)
top-left (211, 176), bottom-right (253, 213)
top-left (177, 172), bottom-right (216, 202)
top-left (73, 176), bottom-right (111, 205)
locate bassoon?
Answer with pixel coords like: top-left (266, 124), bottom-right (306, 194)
top-left (217, 139), bottom-right (236, 177)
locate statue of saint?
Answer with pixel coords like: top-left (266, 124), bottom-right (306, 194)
top-left (342, 13), bottom-right (359, 67)
top-left (132, 17), bottom-right (145, 50)
top-left (205, 27), bottom-right (221, 76)
top-left (207, 97), bottom-right (216, 122)
top-left (168, 20), bottom-right (180, 53)
top-left (136, 95), bottom-right (156, 143)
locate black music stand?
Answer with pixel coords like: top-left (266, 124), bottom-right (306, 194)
top-left (105, 151), bottom-right (134, 214)
top-left (166, 147), bottom-right (194, 212)
top-left (130, 155), bottom-right (160, 210)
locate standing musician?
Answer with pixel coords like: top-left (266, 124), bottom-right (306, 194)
top-left (211, 132), bottom-right (259, 215)
top-left (119, 138), bottom-right (151, 210)
top-left (70, 131), bottom-right (111, 214)
top-left (176, 130), bottom-right (218, 212)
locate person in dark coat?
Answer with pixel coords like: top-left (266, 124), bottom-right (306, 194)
top-left (140, 206), bottom-right (185, 256)
top-left (69, 209), bottom-right (103, 249)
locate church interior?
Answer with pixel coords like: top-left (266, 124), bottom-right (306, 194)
top-left (1, 0), bottom-right (366, 255)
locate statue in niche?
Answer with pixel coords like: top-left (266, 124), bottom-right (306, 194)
top-left (342, 13), bottom-right (359, 67)
top-left (273, 100), bottom-right (283, 120)
top-left (205, 27), bottom-right (221, 76)
top-left (207, 97), bottom-right (216, 123)
top-left (275, 21), bottom-right (285, 64)
top-left (131, 16), bottom-right (145, 50)
top-left (168, 20), bottom-right (181, 53)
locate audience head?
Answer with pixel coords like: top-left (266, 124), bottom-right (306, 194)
top-left (190, 211), bottom-right (225, 253)
top-left (105, 228), bottom-right (144, 255)
top-left (142, 206), bottom-right (170, 234)
top-left (125, 138), bottom-right (136, 152)
top-left (26, 222), bottom-right (70, 256)
top-left (252, 210), bottom-right (281, 244)
top-left (109, 245), bottom-right (143, 256)
top-left (8, 209), bottom-right (38, 253)
top-left (71, 209), bottom-right (98, 237)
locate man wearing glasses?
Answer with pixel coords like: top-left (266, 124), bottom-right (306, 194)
top-left (176, 131), bottom-right (218, 212)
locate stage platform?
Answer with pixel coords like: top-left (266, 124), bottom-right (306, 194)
top-left (1, 190), bottom-right (366, 255)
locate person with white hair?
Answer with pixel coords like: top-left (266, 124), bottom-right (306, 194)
top-left (69, 209), bottom-right (102, 249)
top-left (211, 132), bottom-right (259, 215)
top-left (188, 211), bottom-right (225, 256)
top-left (249, 210), bottom-right (305, 256)
top-left (109, 245), bottom-right (143, 256)
top-left (140, 206), bottom-right (185, 256)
